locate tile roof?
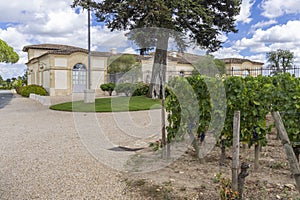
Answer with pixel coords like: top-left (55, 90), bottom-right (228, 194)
top-left (22, 44), bottom-right (86, 53)
top-left (23, 44), bottom-right (113, 64)
top-left (220, 58), bottom-right (264, 65)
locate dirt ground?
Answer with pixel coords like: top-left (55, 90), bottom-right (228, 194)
top-left (122, 118), bottom-right (300, 200)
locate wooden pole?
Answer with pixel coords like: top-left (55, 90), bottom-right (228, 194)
top-left (232, 111), bottom-right (240, 192)
top-left (272, 111), bottom-right (300, 194)
top-left (254, 142), bottom-right (261, 171)
top-left (87, 2), bottom-right (91, 90)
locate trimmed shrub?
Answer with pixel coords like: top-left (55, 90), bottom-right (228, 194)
top-left (114, 82), bottom-right (150, 96)
top-left (132, 82), bottom-right (149, 96)
top-left (15, 86), bottom-right (23, 94)
top-left (19, 84), bottom-right (47, 97)
top-left (115, 83), bottom-right (134, 96)
top-left (100, 83), bottom-right (116, 96)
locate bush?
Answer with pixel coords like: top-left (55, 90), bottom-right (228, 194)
top-left (132, 82), bottom-right (149, 96)
top-left (115, 82), bottom-right (150, 96)
top-left (100, 83), bottom-right (116, 96)
top-left (15, 86), bottom-right (23, 94)
top-left (19, 84), bottom-right (47, 97)
top-left (115, 83), bottom-right (134, 96)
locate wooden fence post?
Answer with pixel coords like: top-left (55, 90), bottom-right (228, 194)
top-left (272, 111), bottom-right (300, 194)
top-left (232, 111), bottom-right (240, 192)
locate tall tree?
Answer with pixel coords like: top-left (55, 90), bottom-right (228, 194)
top-left (266, 49), bottom-right (294, 74)
top-left (0, 75), bottom-right (3, 84)
top-left (108, 54), bottom-right (138, 73)
top-left (72, 0), bottom-right (241, 96)
top-left (0, 39), bottom-right (19, 64)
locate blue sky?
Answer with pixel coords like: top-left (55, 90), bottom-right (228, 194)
top-left (0, 0), bottom-right (300, 79)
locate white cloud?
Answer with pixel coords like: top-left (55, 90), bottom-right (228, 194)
top-left (235, 0), bottom-right (256, 24)
top-left (0, 0), bottom-right (132, 78)
top-left (261, 0), bottom-right (300, 18)
top-left (212, 48), bottom-right (243, 59)
top-left (234, 20), bottom-right (300, 53)
top-left (257, 20), bottom-right (300, 43)
top-left (123, 48), bottom-right (136, 54)
top-left (251, 19), bottom-right (277, 29)
top-left (245, 54), bottom-right (267, 63)
top-left (0, 63), bottom-right (26, 80)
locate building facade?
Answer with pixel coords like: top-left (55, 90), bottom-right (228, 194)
top-left (141, 52), bottom-right (195, 84)
top-left (221, 58), bottom-right (264, 77)
top-left (23, 44), bottom-right (265, 96)
top-left (23, 44), bottom-right (111, 96)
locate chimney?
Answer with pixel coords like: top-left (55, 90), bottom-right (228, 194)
top-left (110, 48), bottom-right (117, 55)
top-left (170, 51), bottom-right (177, 58)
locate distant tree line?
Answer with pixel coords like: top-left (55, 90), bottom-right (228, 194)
top-left (0, 72), bottom-right (27, 89)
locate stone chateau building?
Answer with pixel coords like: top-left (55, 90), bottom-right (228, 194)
top-left (23, 44), bottom-right (111, 96)
top-left (23, 44), bottom-right (264, 96)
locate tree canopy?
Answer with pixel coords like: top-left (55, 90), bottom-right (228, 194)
top-left (266, 49), bottom-right (294, 74)
top-left (72, 0), bottom-right (241, 98)
top-left (73, 0), bottom-right (241, 52)
top-left (108, 54), bottom-right (138, 73)
top-left (0, 39), bottom-right (19, 64)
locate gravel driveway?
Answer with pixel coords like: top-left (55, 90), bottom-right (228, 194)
top-left (0, 91), bottom-right (158, 199)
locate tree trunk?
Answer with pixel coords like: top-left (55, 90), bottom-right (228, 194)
top-left (238, 162), bottom-right (250, 200)
top-left (149, 33), bottom-right (169, 99)
top-left (293, 147), bottom-right (300, 162)
top-left (148, 33), bottom-right (169, 153)
top-left (219, 140), bottom-right (226, 166)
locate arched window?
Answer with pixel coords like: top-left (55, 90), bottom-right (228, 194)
top-left (179, 70), bottom-right (185, 77)
top-left (72, 63), bottom-right (87, 93)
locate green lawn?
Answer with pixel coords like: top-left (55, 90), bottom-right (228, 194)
top-left (50, 96), bottom-right (161, 112)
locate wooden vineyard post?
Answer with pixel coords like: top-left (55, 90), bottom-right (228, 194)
top-left (232, 111), bottom-right (240, 192)
top-left (271, 111), bottom-right (300, 194)
top-left (254, 142), bottom-right (261, 171)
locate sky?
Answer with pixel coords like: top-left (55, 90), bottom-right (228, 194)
top-left (0, 0), bottom-right (300, 79)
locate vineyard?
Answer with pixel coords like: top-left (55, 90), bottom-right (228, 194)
top-left (166, 73), bottom-right (300, 162)
top-left (163, 73), bottom-right (300, 198)
top-left (122, 73), bottom-right (300, 199)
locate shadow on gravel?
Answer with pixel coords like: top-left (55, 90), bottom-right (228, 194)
top-left (0, 91), bottom-right (14, 109)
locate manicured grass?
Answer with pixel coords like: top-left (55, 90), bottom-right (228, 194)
top-left (50, 96), bottom-right (161, 112)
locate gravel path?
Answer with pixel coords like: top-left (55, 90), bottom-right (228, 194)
top-left (0, 91), bottom-right (151, 199)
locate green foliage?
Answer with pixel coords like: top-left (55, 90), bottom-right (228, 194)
top-left (108, 54), bottom-right (138, 73)
top-left (115, 83), bottom-right (135, 96)
top-left (222, 76), bottom-right (273, 147)
top-left (100, 83), bottom-right (116, 96)
top-left (166, 74), bottom-right (300, 150)
top-left (132, 82), bottom-right (149, 96)
top-left (149, 139), bottom-right (163, 151)
top-left (15, 86), bottom-right (23, 94)
top-left (266, 49), bottom-right (294, 74)
top-left (74, 0), bottom-right (241, 52)
top-left (18, 85), bottom-right (47, 97)
top-left (166, 75), bottom-right (226, 145)
top-left (50, 96), bottom-right (161, 112)
top-left (12, 78), bottom-right (23, 89)
top-left (214, 173), bottom-right (239, 200)
top-left (271, 73), bottom-right (300, 148)
top-left (73, 0), bottom-right (241, 100)
top-left (115, 82), bottom-right (149, 97)
top-left (214, 59), bottom-right (226, 75)
top-left (0, 75), bottom-right (3, 84)
top-left (0, 39), bottom-right (19, 63)
top-left (192, 56), bottom-right (226, 76)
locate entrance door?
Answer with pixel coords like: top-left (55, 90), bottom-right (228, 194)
top-left (72, 63), bottom-right (87, 93)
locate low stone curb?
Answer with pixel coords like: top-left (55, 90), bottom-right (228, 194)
top-left (29, 93), bottom-right (51, 106)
